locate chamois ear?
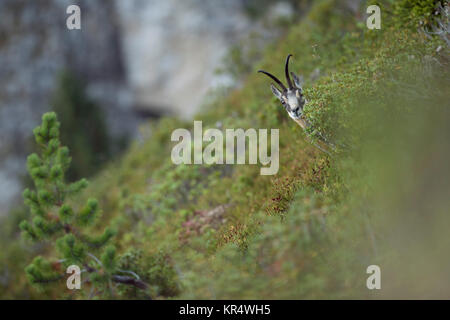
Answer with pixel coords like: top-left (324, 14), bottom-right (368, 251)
top-left (270, 84), bottom-right (284, 102)
top-left (290, 72), bottom-right (303, 90)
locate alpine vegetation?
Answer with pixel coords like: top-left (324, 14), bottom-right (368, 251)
top-left (19, 112), bottom-right (147, 298)
top-left (171, 121), bottom-right (279, 175)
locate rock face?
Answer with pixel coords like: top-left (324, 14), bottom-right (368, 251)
top-left (115, 0), bottom-right (256, 118)
top-left (0, 0), bottom-right (136, 213)
top-left (0, 0), bottom-right (295, 212)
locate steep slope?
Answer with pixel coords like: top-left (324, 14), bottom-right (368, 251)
top-left (82, 0), bottom-right (448, 299)
top-left (1, 0), bottom-right (449, 299)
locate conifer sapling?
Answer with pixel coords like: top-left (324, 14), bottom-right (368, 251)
top-left (20, 112), bottom-right (147, 297)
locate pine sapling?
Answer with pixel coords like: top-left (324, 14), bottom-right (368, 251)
top-left (20, 112), bottom-right (147, 298)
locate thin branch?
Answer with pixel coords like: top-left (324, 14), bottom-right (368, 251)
top-left (111, 275), bottom-right (148, 290)
top-left (117, 269), bottom-right (140, 280)
top-left (87, 252), bottom-right (103, 268)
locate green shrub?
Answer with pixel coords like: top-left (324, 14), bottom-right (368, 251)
top-left (391, 0), bottom-right (446, 29)
top-left (19, 112), bottom-right (148, 298)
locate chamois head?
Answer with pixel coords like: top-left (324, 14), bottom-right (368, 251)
top-left (258, 54), bottom-right (306, 121)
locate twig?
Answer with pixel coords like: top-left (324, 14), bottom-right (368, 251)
top-left (111, 275), bottom-right (148, 290)
top-left (87, 252), bottom-right (103, 267)
top-left (117, 269), bottom-right (141, 280)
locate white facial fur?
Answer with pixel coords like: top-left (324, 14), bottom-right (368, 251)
top-left (270, 79), bottom-right (306, 120)
top-left (259, 56), bottom-right (306, 121)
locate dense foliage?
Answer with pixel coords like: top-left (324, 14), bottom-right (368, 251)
top-left (0, 0), bottom-right (448, 299)
top-left (19, 112), bottom-right (149, 298)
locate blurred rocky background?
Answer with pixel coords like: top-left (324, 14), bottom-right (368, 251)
top-left (0, 0), bottom-right (304, 213)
